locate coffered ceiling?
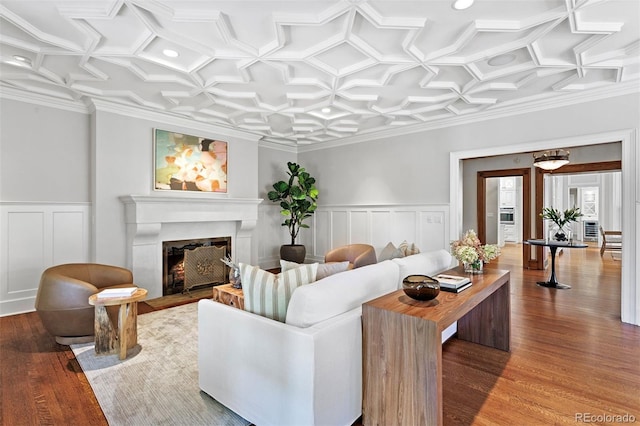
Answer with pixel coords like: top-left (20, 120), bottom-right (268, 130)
top-left (1, 0), bottom-right (639, 146)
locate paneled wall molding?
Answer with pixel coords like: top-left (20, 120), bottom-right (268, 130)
top-left (0, 202), bottom-right (91, 316)
top-left (258, 203), bottom-right (452, 269)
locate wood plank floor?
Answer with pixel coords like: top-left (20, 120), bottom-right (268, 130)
top-left (1, 245), bottom-right (638, 425)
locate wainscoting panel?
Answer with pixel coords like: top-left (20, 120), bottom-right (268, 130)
top-left (0, 203), bottom-right (90, 316)
top-left (350, 210), bottom-right (369, 244)
top-left (7, 212), bottom-right (45, 293)
top-left (53, 211), bottom-right (87, 264)
top-left (258, 203), bottom-right (450, 268)
top-left (313, 210), bottom-right (330, 262)
top-left (371, 211), bottom-right (392, 249)
top-left (331, 211), bottom-right (349, 252)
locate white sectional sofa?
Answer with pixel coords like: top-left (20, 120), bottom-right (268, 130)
top-left (198, 249), bottom-right (453, 426)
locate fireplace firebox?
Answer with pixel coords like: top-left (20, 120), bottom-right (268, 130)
top-left (162, 237), bottom-right (231, 296)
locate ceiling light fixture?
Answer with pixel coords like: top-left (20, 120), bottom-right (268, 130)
top-left (533, 149), bottom-right (570, 171)
top-left (488, 53), bottom-right (516, 67)
top-left (452, 0), bottom-right (474, 10)
top-left (321, 107), bottom-right (331, 113)
top-left (162, 49), bottom-right (179, 58)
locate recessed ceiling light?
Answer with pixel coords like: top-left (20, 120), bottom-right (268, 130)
top-left (321, 107), bottom-right (331, 113)
top-left (488, 53), bottom-right (517, 67)
top-left (452, 0), bottom-right (474, 10)
top-left (6, 55), bottom-right (32, 67)
top-left (162, 49), bottom-right (179, 58)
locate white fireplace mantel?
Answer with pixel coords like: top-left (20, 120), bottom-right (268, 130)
top-left (120, 195), bottom-right (262, 298)
top-left (120, 195), bottom-right (263, 224)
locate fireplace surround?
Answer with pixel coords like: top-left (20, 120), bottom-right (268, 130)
top-left (120, 195), bottom-right (261, 299)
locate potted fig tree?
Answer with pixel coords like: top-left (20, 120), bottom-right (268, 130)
top-left (268, 162), bottom-right (319, 263)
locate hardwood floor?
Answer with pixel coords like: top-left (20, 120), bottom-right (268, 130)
top-left (1, 246), bottom-right (638, 425)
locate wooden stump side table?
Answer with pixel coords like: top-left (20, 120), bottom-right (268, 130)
top-left (88, 288), bottom-right (147, 360)
top-left (212, 283), bottom-right (244, 310)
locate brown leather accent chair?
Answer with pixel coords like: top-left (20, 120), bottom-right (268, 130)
top-left (324, 244), bottom-right (377, 269)
top-left (35, 263), bottom-right (136, 345)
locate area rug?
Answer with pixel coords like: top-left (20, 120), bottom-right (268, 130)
top-left (71, 302), bottom-right (249, 426)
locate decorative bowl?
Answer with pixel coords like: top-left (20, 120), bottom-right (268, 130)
top-left (402, 275), bottom-right (440, 301)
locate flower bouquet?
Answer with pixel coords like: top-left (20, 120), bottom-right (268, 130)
top-left (450, 229), bottom-right (500, 273)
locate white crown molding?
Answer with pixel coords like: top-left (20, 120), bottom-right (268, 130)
top-left (89, 99), bottom-right (262, 142)
top-left (4, 79), bottom-right (638, 154)
top-left (0, 85), bottom-right (90, 114)
top-left (0, 85), bottom-right (262, 142)
top-left (297, 80), bottom-right (640, 152)
top-left (257, 139), bottom-right (298, 153)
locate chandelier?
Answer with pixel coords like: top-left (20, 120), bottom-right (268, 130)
top-left (533, 149), bottom-right (570, 171)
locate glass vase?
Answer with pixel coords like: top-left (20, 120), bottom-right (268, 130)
top-left (229, 266), bottom-right (241, 289)
top-left (463, 260), bottom-right (483, 274)
top-left (548, 224), bottom-right (572, 243)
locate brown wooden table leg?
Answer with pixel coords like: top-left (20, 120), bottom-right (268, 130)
top-left (457, 280), bottom-right (511, 351)
top-left (363, 306), bottom-right (442, 426)
top-left (94, 301), bottom-right (139, 359)
top-left (94, 305), bottom-right (117, 355)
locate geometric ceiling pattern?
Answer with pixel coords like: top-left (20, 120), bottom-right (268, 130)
top-left (1, 0), bottom-right (639, 147)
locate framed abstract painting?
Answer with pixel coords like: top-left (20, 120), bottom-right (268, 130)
top-left (154, 129), bottom-right (228, 193)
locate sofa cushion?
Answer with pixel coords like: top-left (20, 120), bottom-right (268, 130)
top-left (285, 260), bottom-right (400, 328)
top-left (280, 259), bottom-right (350, 280)
top-left (240, 263), bottom-right (318, 322)
top-left (392, 249), bottom-right (452, 288)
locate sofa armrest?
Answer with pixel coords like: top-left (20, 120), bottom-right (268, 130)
top-left (198, 299), bottom-right (363, 426)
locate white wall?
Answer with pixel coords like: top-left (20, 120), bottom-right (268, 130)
top-left (0, 99), bottom-right (90, 202)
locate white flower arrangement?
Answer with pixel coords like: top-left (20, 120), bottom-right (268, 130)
top-left (450, 230), bottom-right (500, 267)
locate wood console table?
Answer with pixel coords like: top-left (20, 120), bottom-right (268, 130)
top-left (211, 283), bottom-right (244, 310)
top-left (362, 267), bottom-right (510, 426)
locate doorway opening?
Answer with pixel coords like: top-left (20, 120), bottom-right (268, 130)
top-left (477, 168), bottom-right (532, 268)
top-left (533, 161), bottom-right (622, 269)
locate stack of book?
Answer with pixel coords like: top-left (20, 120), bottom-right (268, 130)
top-left (96, 287), bottom-right (138, 299)
top-left (435, 274), bottom-right (472, 293)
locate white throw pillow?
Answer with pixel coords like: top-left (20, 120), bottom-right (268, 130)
top-left (280, 259), bottom-right (350, 280)
top-left (240, 263), bottom-right (318, 322)
top-left (378, 242), bottom-right (404, 261)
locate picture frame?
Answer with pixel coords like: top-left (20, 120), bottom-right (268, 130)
top-left (154, 129), bottom-right (228, 193)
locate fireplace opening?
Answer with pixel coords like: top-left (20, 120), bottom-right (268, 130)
top-left (162, 237), bottom-right (231, 296)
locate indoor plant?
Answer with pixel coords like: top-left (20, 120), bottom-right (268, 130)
top-left (268, 162), bottom-right (319, 262)
top-left (540, 206), bottom-right (583, 242)
top-left (450, 229), bottom-right (500, 273)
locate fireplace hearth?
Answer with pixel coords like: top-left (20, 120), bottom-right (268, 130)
top-left (162, 237), bottom-right (231, 296)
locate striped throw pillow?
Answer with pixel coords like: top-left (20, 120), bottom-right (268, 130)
top-left (399, 240), bottom-right (420, 256)
top-left (240, 263), bottom-right (318, 322)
